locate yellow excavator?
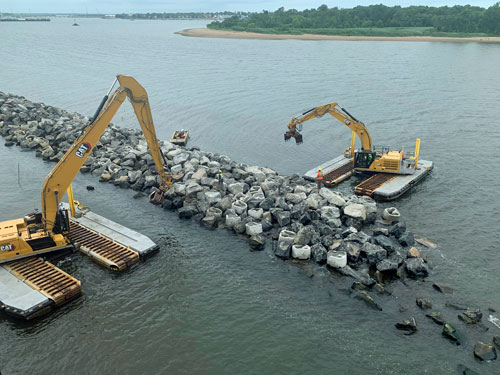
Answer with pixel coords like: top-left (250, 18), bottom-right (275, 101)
top-left (0, 75), bottom-right (171, 264)
top-left (284, 102), bottom-right (420, 175)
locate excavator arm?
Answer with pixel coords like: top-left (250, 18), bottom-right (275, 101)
top-left (284, 102), bottom-right (372, 151)
top-left (41, 75), bottom-right (171, 232)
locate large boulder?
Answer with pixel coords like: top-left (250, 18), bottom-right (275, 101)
top-left (249, 235), bottom-right (266, 250)
top-left (405, 258), bottom-right (429, 278)
top-left (285, 192), bottom-right (306, 204)
top-left (474, 341), bottom-right (497, 361)
top-left (228, 182), bottom-right (247, 195)
top-left (275, 211), bottom-right (291, 227)
top-left (343, 203), bottom-right (367, 221)
top-left (374, 235), bottom-right (400, 254)
top-left (311, 243), bottom-right (327, 264)
top-left (204, 191), bottom-right (221, 205)
top-left (173, 152), bottom-right (190, 165)
top-left (294, 226), bottom-right (315, 246)
top-left (361, 242), bottom-right (387, 266)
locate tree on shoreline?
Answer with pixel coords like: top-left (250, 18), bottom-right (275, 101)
top-left (207, 3), bottom-right (500, 36)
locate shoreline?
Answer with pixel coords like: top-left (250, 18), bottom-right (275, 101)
top-left (176, 28), bottom-right (500, 43)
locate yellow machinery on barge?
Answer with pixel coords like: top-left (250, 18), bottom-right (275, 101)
top-left (0, 75), bottom-right (171, 319)
top-left (284, 102), bottom-right (433, 200)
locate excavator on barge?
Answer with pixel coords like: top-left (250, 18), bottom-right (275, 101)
top-left (284, 102), bottom-right (433, 200)
top-left (0, 75), bottom-right (171, 319)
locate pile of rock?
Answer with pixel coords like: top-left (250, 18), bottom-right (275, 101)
top-left (0, 92), bottom-right (430, 289)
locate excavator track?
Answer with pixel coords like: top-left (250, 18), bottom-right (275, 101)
top-left (355, 173), bottom-right (396, 196)
top-left (323, 162), bottom-right (354, 186)
top-left (5, 257), bottom-right (81, 306)
top-left (67, 220), bottom-right (139, 271)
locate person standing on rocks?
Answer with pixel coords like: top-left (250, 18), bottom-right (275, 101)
top-left (316, 168), bottom-right (324, 189)
top-left (217, 169), bottom-right (225, 192)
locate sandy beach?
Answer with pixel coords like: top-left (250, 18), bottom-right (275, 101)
top-left (176, 28), bottom-right (500, 43)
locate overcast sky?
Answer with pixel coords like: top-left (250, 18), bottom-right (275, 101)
top-left (0, 1), bottom-right (496, 14)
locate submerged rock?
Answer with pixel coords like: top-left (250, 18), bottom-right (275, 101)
top-left (405, 258), bottom-right (429, 278)
top-left (442, 323), bottom-right (460, 344)
top-left (416, 297), bottom-right (432, 310)
top-left (425, 311), bottom-right (445, 325)
top-left (395, 317), bottom-right (417, 334)
top-left (354, 291), bottom-right (383, 311)
top-left (458, 310), bottom-right (482, 324)
top-left (473, 341), bottom-right (497, 361)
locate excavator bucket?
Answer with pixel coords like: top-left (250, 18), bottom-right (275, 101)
top-left (149, 188), bottom-right (166, 205)
top-left (284, 131), bottom-right (303, 144)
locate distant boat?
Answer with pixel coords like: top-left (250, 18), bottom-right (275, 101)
top-left (72, 19), bottom-right (79, 26)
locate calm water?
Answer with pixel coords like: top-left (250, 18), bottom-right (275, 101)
top-left (1, 18), bottom-right (500, 374)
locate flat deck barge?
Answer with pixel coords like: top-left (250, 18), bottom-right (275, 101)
top-left (0, 205), bottom-right (159, 319)
top-left (304, 155), bottom-right (354, 186)
top-left (304, 155), bottom-right (433, 200)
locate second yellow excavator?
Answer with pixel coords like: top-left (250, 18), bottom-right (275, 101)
top-left (0, 75), bottom-right (171, 265)
top-left (284, 102), bottom-right (420, 175)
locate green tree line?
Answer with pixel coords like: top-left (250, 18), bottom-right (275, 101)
top-left (208, 3), bottom-right (500, 36)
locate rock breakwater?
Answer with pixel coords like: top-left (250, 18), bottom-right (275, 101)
top-left (0, 92), bottom-right (428, 289)
top-left (2, 91), bottom-right (499, 368)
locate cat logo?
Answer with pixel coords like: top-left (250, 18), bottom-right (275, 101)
top-left (76, 142), bottom-right (92, 158)
top-left (0, 244), bottom-right (15, 252)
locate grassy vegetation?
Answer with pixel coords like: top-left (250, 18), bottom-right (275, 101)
top-left (213, 26), bottom-right (491, 38)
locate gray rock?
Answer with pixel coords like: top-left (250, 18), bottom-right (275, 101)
top-left (311, 243), bottom-right (327, 264)
top-left (373, 227), bottom-right (389, 236)
top-left (389, 223), bottom-right (406, 238)
top-left (275, 211), bottom-right (291, 227)
top-left (458, 310), bottom-right (482, 324)
top-left (285, 192), bottom-right (306, 204)
top-left (376, 259), bottom-right (398, 273)
top-left (294, 226), bottom-right (315, 246)
top-left (354, 291), bottom-right (382, 311)
top-left (185, 183), bottom-right (203, 196)
top-left (249, 234), bottom-right (266, 250)
top-left (416, 297), bottom-right (432, 309)
top-left (425, 311), bottom-right (445, 325)
top-left (432, 282), bottom-right (454, 295)
top-left (320, 206), bottom-right (340, 221)
top-left (395, 317), bottom-right (417, 334)
top-left (405, 258), bottom-right (429, 278)
top-left (201, 215), bottom-right (218, 228)
top-left (228, 182), bottom-right (247, 195)
top-left (173, 152), bottom-right (190, 165)
top-left (362, 242), bottom-right (387, 266)
top-left (345, 231), bottom-right (371, 244)
top-left (398, 231), bottom-right (415, 247)
top-left (343, 203), bottom-right (367, 221)
top-left (178, 206), bottom-right (196, 219)
top-left (374, 235), bottom-right (399, 254)
top-left (442, 323), bottom-right (459, 344)
top-left (474, 341), bottom-right (497, 361)
top-left (345, 242), bottom-right (360, 263)
top-left (456, 364), bottom-right (481, 375)
top-left (204, 191), bottom-right (221, 205)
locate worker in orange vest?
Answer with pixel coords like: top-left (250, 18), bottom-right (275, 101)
top-left (316, 168), bottom-right (324, 189)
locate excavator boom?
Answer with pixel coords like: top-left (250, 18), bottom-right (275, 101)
top-left (41, 75), bottom-right (170, 232)
top-left (284, 102), bottom-right (372, 151)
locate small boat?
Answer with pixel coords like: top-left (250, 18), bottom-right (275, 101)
top-left (170, 130), bottom-right (189, 145)
top-left (72, 19), bottom-right (79, 26)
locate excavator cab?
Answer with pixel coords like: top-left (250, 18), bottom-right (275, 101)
top-left (354, 151), bottom-right (376, 169)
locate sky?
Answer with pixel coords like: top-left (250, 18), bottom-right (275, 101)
top-left (0, 1), bottom-right (496, 14)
